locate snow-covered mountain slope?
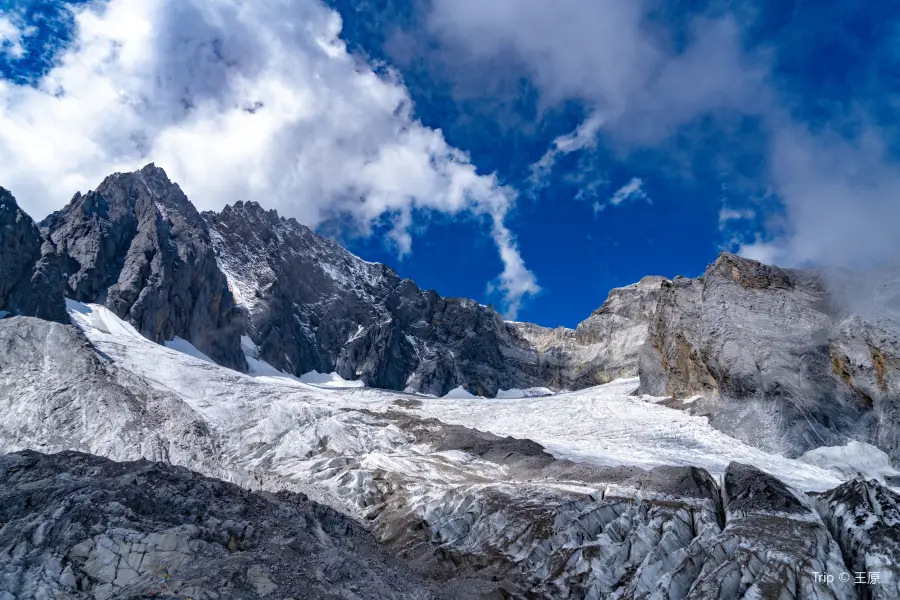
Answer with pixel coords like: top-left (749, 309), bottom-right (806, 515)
top-left (2, 304), bottom-right (899, 598)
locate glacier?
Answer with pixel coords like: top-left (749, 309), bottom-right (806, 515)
top-left (1, 301), bottom-right (899, 598)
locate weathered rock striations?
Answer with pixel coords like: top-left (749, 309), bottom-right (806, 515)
top-left (0, 188), bottom-right (67, 322)
top-left (509, 275), bottom-right (668, 389)
top-left (639, 252), bottom-right (900, 462)
top-left (41, 164), bottom-right (246, 370)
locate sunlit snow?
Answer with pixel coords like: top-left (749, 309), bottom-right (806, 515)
top-left (56, 300), bottom-right (885, 496)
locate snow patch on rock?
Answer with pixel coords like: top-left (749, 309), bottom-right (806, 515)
top-left (442, 386), bottom-right (479, 399)
top-left (496, 387), bottom-right (554, 398)
top-left (299, 370), bottom-right (365, 389)
top-left (800, 441), bottom-right (900, 483)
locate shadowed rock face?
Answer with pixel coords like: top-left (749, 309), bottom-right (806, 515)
top-left (640, 252), bottom-right (900, 462)
top-left (205, 199), bottom-right (672, 395)
top-left (0, 188), bottom-right (67, 322)
top-left (0, 450), bottom-right (447, 600)
top-left (40, 165), bottom-right (246, 371)
top-left (204, 200), bottom-right (552, 396)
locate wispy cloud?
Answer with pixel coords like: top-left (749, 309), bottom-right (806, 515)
top-left (0, 14), bottom-right (32, 58)
top-left (0, 0), bottom-right (539, 317)
top-left (593, 177), bottom-right (650, 214)
top-left (428, 0), bottom-right (900, 271)
top-left (718, 207), bottom-right (755, 230)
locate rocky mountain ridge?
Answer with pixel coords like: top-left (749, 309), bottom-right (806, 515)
top-left (508, 275), bottom-right (668, 389)
top-left (1, 165), bottom-right (898, 466)
top-left (40, 164), bottom-right (247, 370)
top-left (0, 165), bottom-right (660, 396)
top-left (0, 187), bottom-right (67, 323)
top-left (640, 252), bottom-right (900, 462)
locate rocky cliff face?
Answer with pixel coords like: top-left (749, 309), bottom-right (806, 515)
top-left (0, 165), bottom-right (663, 395)
top-left (204, 200), bottom-right (549, 396)
top-left (0, 188), bottom-right (67, 322)
top-left (40, 165), bottom-right (246, 370)
top-left (510, 276), bottom-right (668, 389)
top-left (639, 252), bottom-right (900, 462)
top-left (0, 450), bottom-right (448, 600)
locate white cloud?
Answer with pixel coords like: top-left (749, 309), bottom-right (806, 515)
top-left (0, 14), bottom-right (31, 58)
top-left (431, 0), bottom-right (767, 215)
top-left (739, 120), bottom-right (900, 268)
top-left (718, 207), bottom-right (755, 229)
top-left (429, 1), bottom-right (766, 144)
top-left (0, 0), bottom-right (538, 317)
top-left (593, 177), bottom-right (650, 214)
top-left (610, 178), bottom-right (649, 206)
top-left (529, 112), bottom-right (605, 191)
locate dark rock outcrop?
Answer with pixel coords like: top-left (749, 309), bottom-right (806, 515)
top-left (0, 450), bottom-right (447, 599)
top-left (41, 165), bottom-right (246, 370)
top-left (0, 188), bottom-right (67, 322)
top-left (204, 200), bottom-right (548, 395)
top-left (639, 252), bottom-right (900, 461)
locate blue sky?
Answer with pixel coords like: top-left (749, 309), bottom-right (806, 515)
top-left (1, 0), bottom-right (899, 327)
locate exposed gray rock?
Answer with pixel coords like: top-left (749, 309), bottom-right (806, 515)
top-left (815, 477), bottom-right (900, 599)
top-left (0, 450), bottom-right (448, 600)
top-left (509, 276), bottom-right (668, 389)
top-left (391, 461), bottom-right (871, 599)
top-left (4, 165), bottom-right (665, 395)
top-left (0, 187), bottom-right (67, 322)
top-left (0, 316), bottom-right (222, 473)
top-left (3, 311), bottom-right (899, 599)
top-left (204, 200), bottom-right (550, 396)
top-left (41, 164), bottom-right (246, 370)
top-left (203, 200), bottom-right (669, 396)
top-left (639, 252), bottom-right (900, 462)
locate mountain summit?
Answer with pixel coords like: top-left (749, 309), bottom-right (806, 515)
top-left (40, 164), bottom-right (246, 370)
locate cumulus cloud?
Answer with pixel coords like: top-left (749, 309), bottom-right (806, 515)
top-left (739, 120), bottom-right (900, 268)
top-left (0, 0), bottom-right (538, 317)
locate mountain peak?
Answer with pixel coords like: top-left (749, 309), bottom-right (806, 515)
top-left (708, 251), bottom-right (794, 290)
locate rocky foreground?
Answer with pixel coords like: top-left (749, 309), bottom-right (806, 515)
top-left (0, 450), bottom-right (449, 600)
top-left (1, 449), bottom-right (898, 600)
